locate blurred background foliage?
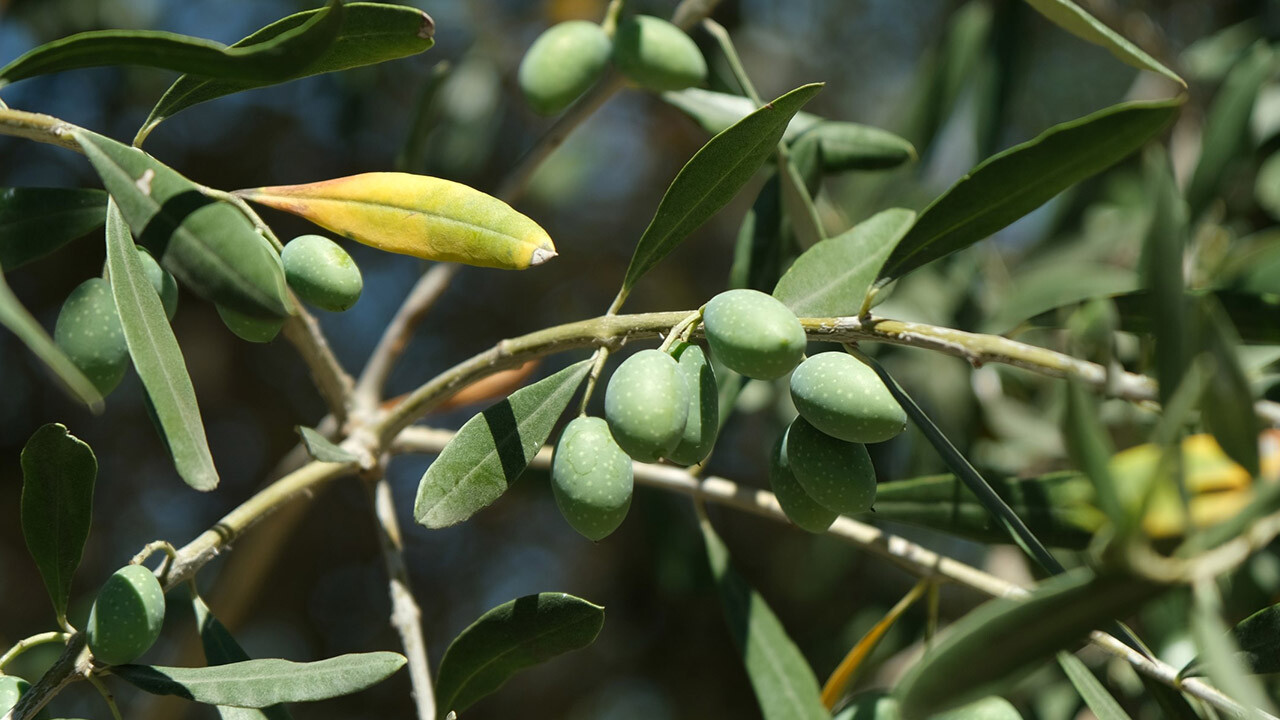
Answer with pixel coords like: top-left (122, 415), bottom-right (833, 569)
top-left (2, 0), bottom-right (1279, 718)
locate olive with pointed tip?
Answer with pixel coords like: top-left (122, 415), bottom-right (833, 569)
top-left (790, 351), bottom-right (906, 443)
top-left (282, 234), bottom-right (363, 312)
top-left (703, 289), bottom-right (806, 380)
top-left (785, 416), bottom-right (876, 515)
top-left (768, 428), bottom-right (837, 533)
top-left (551, 416), bottom-right (634, 540)
top-left (604, 349), bottom-right (689, 462)
top-left (85, 564), bottom-right (166, 666)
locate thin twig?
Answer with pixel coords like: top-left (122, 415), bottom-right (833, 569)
top-left (281, 306), bottom-right (355, 424)
top-left (0, 633), bottom-right (70, 672)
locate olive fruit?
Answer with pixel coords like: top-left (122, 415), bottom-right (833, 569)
top-left (85, 564), bottom-right (166, 666)
top-left (790, 351), bottom-right (906, 443)
top-left (54, 277), bottom-right (129, 395)
top-left (518, 21), bottom-right (612, 115)
top-left (785, 416), bottom-right (876, 514)
top-left (768, 430), bottom-right (836, 533)
top-left (933, 697), bottom-right (1022, 720)
top-left (666, 342), bottom-right (719, 466)
top-left (703, 289), bottom-right (806, 380)
top-left (551, 416), bottom-right (634, 540)
top-left (217, 304), bottom-right (284, 343)
top-left (834, 690), bottom-right (900, 720)
top-left (1, 675), bottom-right (29, 716)
top-left (136, 246), bottom-right (179, 320)
top-left (613, 15), bottom-right (707, 91)
top-left (604, 349), bottom-right (690, 462)
top-left (282, 234), bottom-right (363, 312)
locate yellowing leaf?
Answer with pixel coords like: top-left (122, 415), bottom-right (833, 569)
top-left (236, 173), bottom-right (555, 270)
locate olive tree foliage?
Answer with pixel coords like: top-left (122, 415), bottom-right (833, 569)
top-left (1, 1), bottom-right (1280, 719)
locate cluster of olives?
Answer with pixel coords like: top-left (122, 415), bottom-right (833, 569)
top-left (54, 234), bottom-right (362, 396)
top-left (551, 289), bottom-right (906, 540)
top-left (518, 14), bottom-right (707, 116)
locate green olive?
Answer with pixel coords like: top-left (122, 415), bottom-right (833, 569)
top-left (768, 429), bottom-right (836, 533)
top-left (54, 278), bottom-right (129, 396)
top-left (282, 234), bottom-right (363, 312)
top-left (666, 342), bottom-right (719, 466)
top-left (785, 416), bottom-right (876, 515)
top-left (790, 351), bottom-right (906, 443)
top-left (216, 303), bottom-right (283, 343)
top-left (85, 565), bottom-right (166, 666)
top-left (136, 246), bottom-right (179, 320)
top-left (612, 15), bottom-right (707, 91)
top-left (518, 21), bottom-right (612, 115)
top-left (604, 348), bottom-right (690, 462)
top-left (703, 289), bottom-right (806, 380)
top-left (551, 416), bottom-right (634, 540)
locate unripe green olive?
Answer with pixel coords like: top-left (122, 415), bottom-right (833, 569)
top-left (933, 697), bottom-right (1022, 720)
top-left (216, 303), bottom-right (283, 343)
top-left (282, 234), bottom-right (363, 312)
top-left (790, 351), bottom-right (906, 443)
top-left (86, 564), bottom-right (166, 666)
top-left (0, 675), bottom-right (28, 716)
top-left (136, 246), bottom-right (179, 320)
top-left (834, 690), bottom-right (900, 720)
top-left (666, 342), bottom-right (719, 466)
top-left (605, 349), bottom-right (690, 462)
top-left (551, 416), bottom-right (634, 540)
top-left (703, 289), bottom-right (806, 380)
top-left (785, 416), bottom-right (876, 515)
top-left (518, 21), bottom-right (612, 116)
top-left (768, 429), bottom-right (836, 533)
top-left (54, 277), bottom-right (129, 396)
top-left (612, 15), bottom-right (707, 91)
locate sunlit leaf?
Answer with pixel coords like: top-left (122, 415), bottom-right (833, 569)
top-left (192, 593), bottom-right (292, 720)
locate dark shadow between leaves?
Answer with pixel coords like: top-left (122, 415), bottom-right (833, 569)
top-left (137, 190), bottom-right (215, 259)
top-left (113, 664), bottom-right (196, 701)
top-left (481, 399), bottom-right (528, 486)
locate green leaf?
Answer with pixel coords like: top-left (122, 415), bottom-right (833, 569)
top-left (894, 569), bottom-right (1166, 720)
top-left (1140, 148), bottom-right (1190, 408)
top-left (877, 97), bottom-right (1182, 284)
top-left (1023, 0), bottom-right (1184, 86)
top-left (192, 593), bottom-right (292, 720)
top-left (113, 652), bottom-right (406, 707)
top-left (661, 88), bottom-right (822, 143)
top-left (772, 208), bottom-right (915, 317)
top-left (1185, 601), bottom-right (1280, 676)
top-left (1062, 382), bottom-right (1125, 531)
top-left (622, 83), bottom-right (823, 292)
top-left (900, 0), bottom-right (992, 151)
top-left (20, 423), bottom-right (96, 624)
top-left (701, 519), bottom-right (828, 720)
top-left (138, 3), bottom-right (435, 145)
top-left (1029, 289), bottom-right (1280, 345)
top-left (1186, 42), bottom-right (1276, 216)
top-left (1255, 152), bottom-right (1280, 219)
top-left (434, 593), bottom-right (604, 717)
top-left (74, 129), bottom-right (290, 319)
top-left (1056, 652), bottom-right (1133, 720)
top-left (1189, 583), bottom-right (1279, 716)
top-left (791, 121), bottom-right (917, 173)
top-left (0, 188), bottom-right (108, 270)
top-left (414, 359), bottom-right (592, 529)
top-left (1197, 297), bottom-right (1261, 477)
top-left (103, 198), bottom-right (218, 491)
top-left (295, 426), bottom-right (357, 464)
top-left (728, 171), bottom-right (786, 294)
top-left (0, 265), bottom-right (104, 409)
top-left (0, 0), bottom-right (343, 88)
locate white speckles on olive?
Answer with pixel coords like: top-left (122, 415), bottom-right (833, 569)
top-left (612, 15), bottom-right (707, 92)
top-left (785, 416), bottom-right (876, 515)
top-left (282, 234), bottom-right (363, 312)
top-left (702, 289), bottom-right (806, 380)
top-left (768, 429), bottom-right (837, 533)
top-left (791, 352), bottom-right (906, 443)
top-left (605, 349), bottom-right (690, 462)
top-left (666, 342), bottom-right (719, 466)
top-left (518, 21), bottom-right (612, 115)
top-left (551, 416), bottom-right (634, 541)
top-left (54, 277), bottom-right (129, 396)
top-left (135, 246), bottom-right (179, 320)
top-left (86, 565), bottom-right (166, 666)
top-left (217, 304), bottom-right (283, 343)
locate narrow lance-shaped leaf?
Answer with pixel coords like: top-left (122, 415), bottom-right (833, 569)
top-left (662, 88), bottom-right (822, 142)
top-left (622, 83), bottom-right (823, 292)
top-left (296, 426), bottom-right (357, 464)
top-left (1197, 297), bottom-right (1261, 476)
top-left (138, 3), bottom-right (435, 145)
top-left (1184, 601), bottom-right (1280, 676)
top-left (772, 208), bottom-right (916, 317)
top-left (435, 593), bottom-right (604, 717)
top-left (1062, 382), bottom-right (1126, 532)
top-left (1023, 0), bottom-right (1184, 86)
top-left (894, 569), bottom-right (1166, 720)
top-left (414, 359), bottom-right (592, 529)
top-left (0, 264), bottom-right (104, 409)
top-left (102, 198), bottom-right (218, 491)
top-left (192, 593), bottom-right (292, 720)
top-left (1140, 147), bottom-right (1190, 408)
top-left (74, 129), bottom-right (290, 319)
top-left (702, 518), bottom-right (828, 720)
top-left (1189, 583), bottom-right (1280, 716)
top-left (113, 652), bottom-right (406, 708)
top-left (0, 188), bottom-right (107, 270)
top-left (0, 0), bottom-right (343, 88)
top-left (20, 423), bottom-right (97, 625)
top-left (876, 97), bottom-right (1182, 284)
top-left (1056, 652), bottom-right (1133, 720)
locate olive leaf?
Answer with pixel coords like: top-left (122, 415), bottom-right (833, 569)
top-left (702, 519), bottom-right (828, 720)
top-left (103, 198), bottom-right (218, 491)
top-left (662, 87), bottom-right (822, 142)
top-left (1189, 585), bottom-right (1280, 716)
top-left (20, 423), bottom-right (97, 625)
top-left (1140, 148), bottom-right (1190, 408)
top-left (112, 652), bottom-right (406, 707)
top-left (1057, 652), bottom-right (1133, 720)
top-left (192, 593), bottom-right (292, 720)
top-left (1184, 601), bottom-right (1280, 677)
top-left (414, 359), bottom-right (592, 529)
top-left (138, 2), bottom-right (435, 145)
top-left (790, 121), bottom-right (916, 173)
top-left (295, 426), bottom-right (357, 464)
top-left (876, 97), bottom-right (1182, 285)
top-left (1023, 0), bottom-right (1184, 86)
top-left (0, 187), bottom-right (107, 270)
top-left (0, 264), bottom-right (103, 409)
top-left (1062, 382), bottom-right (1125, 531)
top-left (434, 593), bottom-right (604, 718)
top-left (1196, 297), bottom-right (1261, 477)
top-left (0, 0), bottom-right (343, 88)
top-left (622, 83), bottom-right (823, 292)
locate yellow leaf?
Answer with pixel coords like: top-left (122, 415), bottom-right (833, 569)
top-left (236, 173), bottom-right (556, 270)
